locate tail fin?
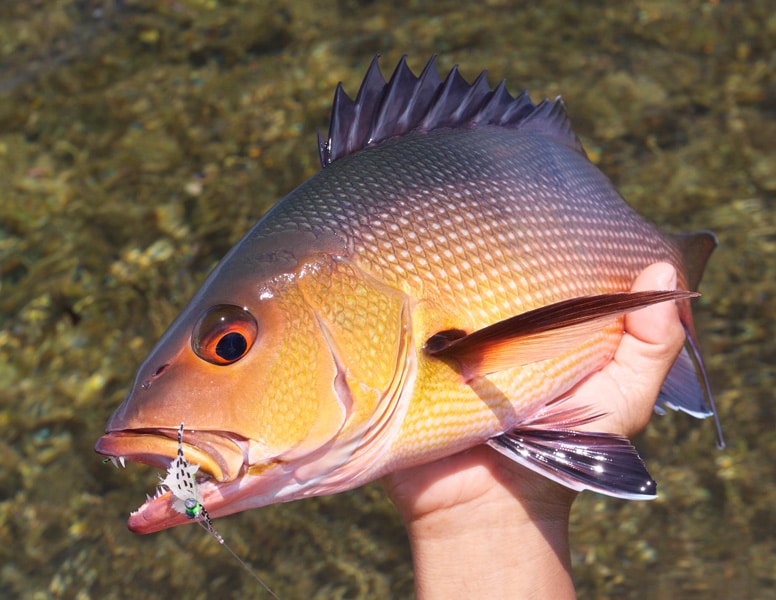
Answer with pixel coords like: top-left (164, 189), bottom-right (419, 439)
top-left (673, 231), bottom-right (718, 292)
top-left (657, 329), bottom-right (725, 448)
top-left (657, 231), bottom-right (724, 448)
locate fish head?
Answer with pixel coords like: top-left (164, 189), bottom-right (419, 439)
top-left (96, 231), bottom-right (414, 533)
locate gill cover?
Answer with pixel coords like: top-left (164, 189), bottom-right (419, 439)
top-left (287, 254), bottom-right (414, 484)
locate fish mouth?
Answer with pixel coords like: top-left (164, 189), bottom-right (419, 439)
top-left (94, 428), bottom-right (250, 534)
top-left (94, 428), bottom-right (247, 481)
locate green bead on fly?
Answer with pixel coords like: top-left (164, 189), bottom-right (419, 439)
top-left (184, 497), bottom-right (203, 520)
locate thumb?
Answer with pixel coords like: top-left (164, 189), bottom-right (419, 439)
top-left (607, 262), bottom-right (686, 435)
top-left (624, 262), bottom-right (682, 346)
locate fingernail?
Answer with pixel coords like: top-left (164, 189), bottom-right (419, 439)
top-left (661, 265), bottom-right (677, 291)
top-left (655, 265), bottom-right (676, 292)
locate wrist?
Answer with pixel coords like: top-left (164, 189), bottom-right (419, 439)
top-left (392, 450), bottom-right (577, 599)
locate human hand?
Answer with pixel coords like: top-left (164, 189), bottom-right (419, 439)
top-left (382, 262), bottom-right (685, 599)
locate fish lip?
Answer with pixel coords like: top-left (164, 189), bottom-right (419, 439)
top-left (125, 478), bottom-right (226, 534)
top-left (128, 488), bottom-right (193, 534)
top-left (95, 428), bottom-right (267, 534)
top-left (94, 428), bottom-right (248, 482)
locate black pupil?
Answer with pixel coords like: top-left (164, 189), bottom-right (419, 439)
top-left (216, 331), bottom-right (247, 361)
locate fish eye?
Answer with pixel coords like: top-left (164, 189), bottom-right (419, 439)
top-left (191, 304), bottom-right (258, 365)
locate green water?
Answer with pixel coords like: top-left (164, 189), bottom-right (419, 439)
top-left (1, 1), bottom-right (774, 598)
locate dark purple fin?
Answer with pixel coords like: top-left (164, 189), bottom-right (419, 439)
top-left (673, 231), bottom-right (718, 292)
top-left (514, 97), bottom-right (584, 154)
top-left (660, 230), bottom-right (724, 447)
top-left (425, 290), bottom-right (697, 381)
top-left (657, 326), bottom-right (725, 448)
top-left (487, 405), bottom-right (657, 499)
top-left (318, 56), bottom-right (388, 167)
top-left (318, 55), bottom-right (583, 167)
top-left (656, 346), bottom-right (712, 418)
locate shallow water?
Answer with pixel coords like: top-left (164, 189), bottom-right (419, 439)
top-left (1, 1), bottom-right (774, 598)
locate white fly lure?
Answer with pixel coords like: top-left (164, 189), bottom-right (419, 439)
top-left (159, 423), bottom-right (280, 599)
top-left (161, 423), bottom-right (222, 539)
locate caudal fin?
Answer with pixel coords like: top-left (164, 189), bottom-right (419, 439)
top-left (657, 326), bottom-right (725, 448)
top-left (661, 231), bottom-right (724, 448)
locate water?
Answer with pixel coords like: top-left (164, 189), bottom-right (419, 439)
top-left (1, 0), bottom-right (774, 597)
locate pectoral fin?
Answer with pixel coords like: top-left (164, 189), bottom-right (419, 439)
top-left (425, 290), bottom-right (697, 380)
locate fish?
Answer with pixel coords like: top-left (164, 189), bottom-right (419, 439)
top-left (95, 56), bottom-right (720, 535)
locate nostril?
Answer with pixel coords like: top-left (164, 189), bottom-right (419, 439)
top-left (140, 363), bottom-right (170, 390)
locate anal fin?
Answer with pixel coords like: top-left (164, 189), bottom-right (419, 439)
top-left (487, 428), bottom-right (656, 500)
top-left (486, 402), bottom-right (656, 499)
top-left (656, 346), bottom-right (712, 418)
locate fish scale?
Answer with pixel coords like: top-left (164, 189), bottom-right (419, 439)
top-left (95, 56), bottom-right (717, 533)
top-left (385, 325), bottom-right (620, 469)
top-left (258, 126), bottom-right (682, 326)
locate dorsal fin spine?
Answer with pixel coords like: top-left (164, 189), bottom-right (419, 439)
top-left (319, 56), bottom-right (583, 167)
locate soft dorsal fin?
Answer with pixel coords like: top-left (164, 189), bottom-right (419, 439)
top-left (318, 55), bottom-right (584, 166)
top-left (425, 290), bottom-right (697, 381)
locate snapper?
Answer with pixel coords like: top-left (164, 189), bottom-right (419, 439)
top-left (95, 56), bottom-right (719, 534)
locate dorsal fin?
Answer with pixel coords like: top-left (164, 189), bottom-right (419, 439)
top-left (318, 55), bottom-right (584, 167)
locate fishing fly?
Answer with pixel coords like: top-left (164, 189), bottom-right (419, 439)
top-left (160, 423), bottom-right (222, 540)
top-left (159, 423), bottom-right (280, 599)
top-left (104, 428), bottom-right (279, 591)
